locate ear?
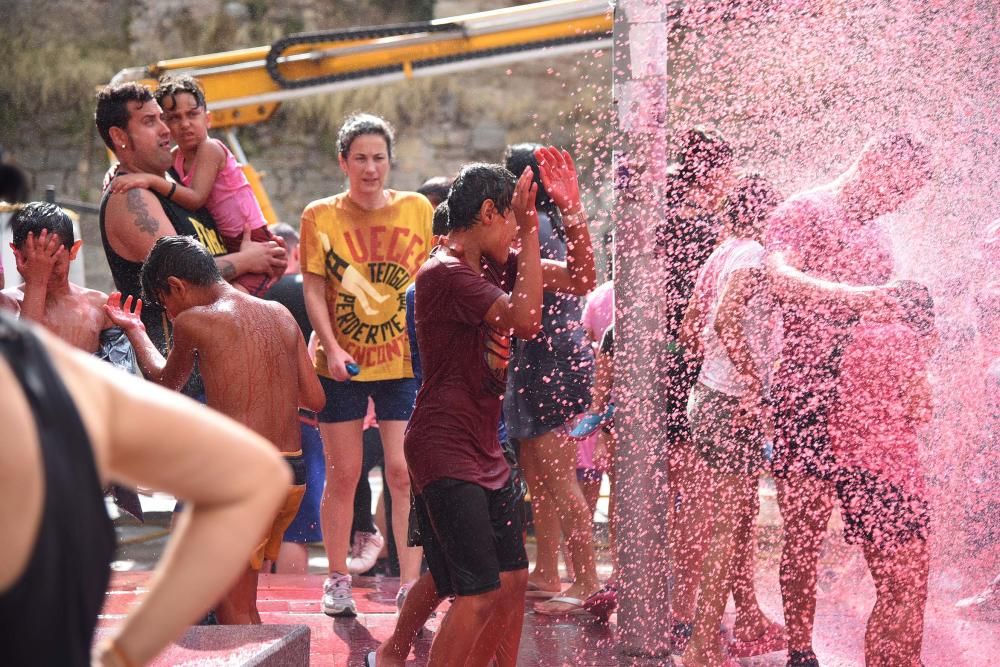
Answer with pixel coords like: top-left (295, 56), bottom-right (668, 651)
top-left (166, 275), bottom-right (186, 295)
top-left (68, 240), bottom-right (83, 260)
top-left (205, 109), bottom-right (212, 129)
top-left (478, 199), bottom-right (497, 225)
top-left (338, 153), bottom-right (349, 175)
top-left (109, 126), bottom-right (128, 151)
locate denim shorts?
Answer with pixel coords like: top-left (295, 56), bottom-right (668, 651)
top-left (317, 376), bottom-right (418, 423)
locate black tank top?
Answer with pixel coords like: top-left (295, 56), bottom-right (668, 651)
top-left (0, 314), bottom-right (116, 666)
top-left (99, 181), bottom-right (228, 396)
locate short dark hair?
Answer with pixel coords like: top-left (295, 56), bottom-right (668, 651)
top-left (141, 236), bottom-right (221, 306)
top-left (669, 126), bottom-right (734, 199)
top-left (9, 202), bottom-right (75, 250)
top-left (270, 222), bottom-right (299, 249)
top-left (337, 113), bottom-right (395, 161)
top-left (417, 176), bottom-right (452, 208)
top-left (432, 201), bottom-right (450, 236)
top-left (723, 173), bottom-right (781, 238)
top-left (445, 163), bottom-right (515, 232)
top-left (155, 74), bottom-right (207, 112)
top-left (503, 142), bottom-right (564, 231)
top-left (95, 82), bottom-right (155, 151)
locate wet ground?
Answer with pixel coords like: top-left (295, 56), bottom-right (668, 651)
top-left (102, 479), bottom-right (998, 665)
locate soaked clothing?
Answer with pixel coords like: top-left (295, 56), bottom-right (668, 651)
top-left (415, 470), bottom-right (528, 597)
top-left (0, 314), bottom-right (116, 666)
top-left (688, 382), bottom-right (766, 475)
top-left (405, 248), bottom-right (517, 495)
top-left (251, 450), bottom-right (307, 570)
top-left (99, 182), bottom-right (228, 397)
top-left (835, 467), bottom-right (930, 548)
top-left (505, 212), bottom-right (593, 439)
top-left (765, 188), bottom-right (894, 479)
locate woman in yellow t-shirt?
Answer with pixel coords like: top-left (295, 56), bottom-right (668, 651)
top-left (300, 113), bottom-right (433, 617)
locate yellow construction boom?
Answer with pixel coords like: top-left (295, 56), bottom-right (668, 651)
top-left (108, 0), bottom-right (612, 223)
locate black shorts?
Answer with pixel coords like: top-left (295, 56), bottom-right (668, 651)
top-left (414, 473), bottom-right (528, 597)
top-left (835, 467), bottom-right (930, 550)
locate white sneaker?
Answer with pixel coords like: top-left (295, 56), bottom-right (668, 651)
top-left (321, 573), bottom-right (357, 617)
top-left (347, 528), bottom-right (385, 575)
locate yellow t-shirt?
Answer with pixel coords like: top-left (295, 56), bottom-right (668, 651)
top-left (300, 190), bottom-right (434, 381)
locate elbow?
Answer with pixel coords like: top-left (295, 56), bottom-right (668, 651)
top-left (513, 320), bottom-right (542, 339)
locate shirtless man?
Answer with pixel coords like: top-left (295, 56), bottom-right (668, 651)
top-left (105, 235), bottom-right (325, 624)
top-left (3, 202), bottom-right (111, 352)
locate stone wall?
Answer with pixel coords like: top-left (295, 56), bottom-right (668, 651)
top-left (2, 0), bottom-right (612, 291)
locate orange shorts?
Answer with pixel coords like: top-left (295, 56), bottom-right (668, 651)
top-left (250, 450), bottom-right (306, 570)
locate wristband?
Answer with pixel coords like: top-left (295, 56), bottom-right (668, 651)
top-left (166, 182), bottom-right (177, 201)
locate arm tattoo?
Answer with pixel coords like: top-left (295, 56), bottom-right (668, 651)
top-left (217, 259), bottom-right (236, 280)
top-left (125, 189), bottom-right (160, 236)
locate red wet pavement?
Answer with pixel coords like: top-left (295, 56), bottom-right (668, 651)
top-left (100, 571), bottom-right (998, 666)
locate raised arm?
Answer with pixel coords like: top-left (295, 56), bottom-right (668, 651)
top-left (483, 166), bottom-right (543, 338)
top-left (103, 293), bottom-right (196, 390)
top-left (33, 330), bottom-right (288, 667)
top-left (12, 230), bottom-right (65, 323)
top-left (534, 147), bottom-right (596, 296)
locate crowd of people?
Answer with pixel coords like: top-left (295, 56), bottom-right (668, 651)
top-left (0, 71), bottom-right (995, 667)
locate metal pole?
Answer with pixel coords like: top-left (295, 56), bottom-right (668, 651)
top-left (612, 0), bottom-right (673, 659)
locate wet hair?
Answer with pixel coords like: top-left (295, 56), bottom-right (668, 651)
top-left (155, 74), bottom-right (207, 112)
top-left (892, 280), bottom-right (935, 337)
top-left (337, 113), bottom-right (395, 161)
top-left (723, 173), bottom-right (781, 238)
top-left (95, 82), bottom-right (155, 151)
top-left (504, 143), bottom-right (563, 235)
top-left (270, 222), bottom-right (299, 250)
top-left (668, 126), bottom-right (734, 201)
top-left (417, 176), bottom-right (452, 208)
top-left (432, 201), bottom-right (450, 236)
top-left (141, 236), bottom-right (221, 306)
top-left (445, 163), bottom-right (516, 232)
top-left (9, 202), bottom-right (75, 250)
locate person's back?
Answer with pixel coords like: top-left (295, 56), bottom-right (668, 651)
top-left (181, 292), bottom-right (309, 452)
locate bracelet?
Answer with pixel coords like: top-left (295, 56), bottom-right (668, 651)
top-left (166, 182), bottom-right (177, 200)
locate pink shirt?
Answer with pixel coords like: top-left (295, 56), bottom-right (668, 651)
top-left (829, 322), bottom-right (928, 497)
top-left (582, 280), bottom-right (614, 342)
top-left (173, 138), bottom-right (267, 238)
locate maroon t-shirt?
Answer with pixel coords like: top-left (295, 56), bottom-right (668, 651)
top-left (404, 248), bottom-right (517, 494)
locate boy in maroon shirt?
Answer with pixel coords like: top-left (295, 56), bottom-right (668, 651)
top-left (387, 148), bottom-right (594, 667)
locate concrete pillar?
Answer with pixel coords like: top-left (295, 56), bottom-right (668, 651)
top-left (612, 0), bottom-right (674, 660)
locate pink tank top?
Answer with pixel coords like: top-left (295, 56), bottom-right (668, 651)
top-left (173, 138), bottom-right (267, 238)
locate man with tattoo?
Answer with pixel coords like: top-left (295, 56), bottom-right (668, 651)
top-left (95, 82), bottom-right (286, 392)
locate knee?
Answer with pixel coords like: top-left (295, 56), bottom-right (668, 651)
top-left (462, 588), bottom-right (502, 617)
top-left (384, 463), bottom-right (411, 493)
top-left (503, 568), bottom-right (529, 593)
